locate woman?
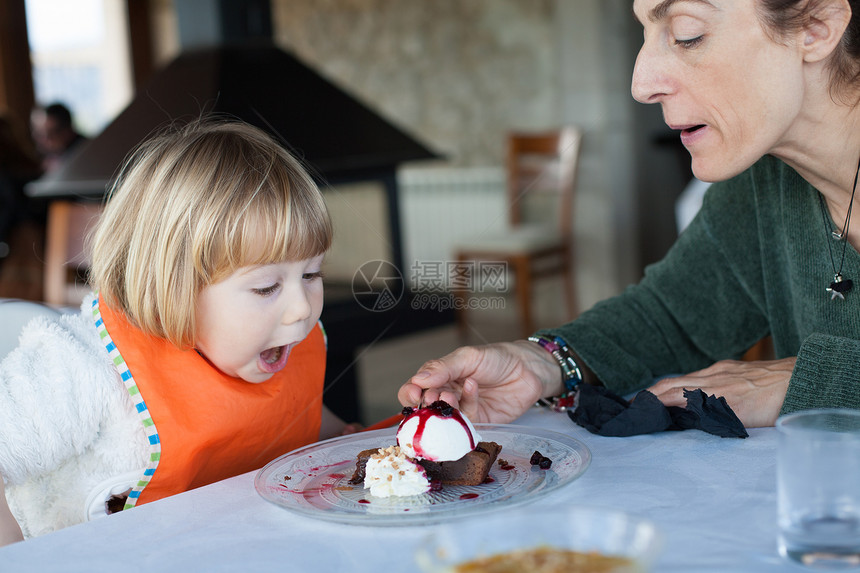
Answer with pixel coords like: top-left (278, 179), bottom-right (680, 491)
top-left (399, 0), bottom-right (860, 429)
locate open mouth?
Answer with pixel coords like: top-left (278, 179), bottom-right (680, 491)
top-left (259, 344), bottom-right (292, 373)
top-left (682, 124), bottom-right (706, 135)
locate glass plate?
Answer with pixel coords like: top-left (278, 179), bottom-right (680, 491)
top-left (254, 424), bottom-right (591, 526)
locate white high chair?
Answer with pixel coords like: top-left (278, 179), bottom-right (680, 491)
top-left (0, 299), bottom-right (66, 360)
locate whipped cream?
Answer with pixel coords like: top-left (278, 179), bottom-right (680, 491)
top-left (364, 446), bottom-right (430, 498)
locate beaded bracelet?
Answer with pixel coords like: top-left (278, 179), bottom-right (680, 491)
top-left (528, 334), bottom-right (583, 411)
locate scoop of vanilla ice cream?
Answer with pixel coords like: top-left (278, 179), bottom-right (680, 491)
top-left (396, 404), bottom-right (482, 461)
top-left (364, 446), bottom-right (430, 498)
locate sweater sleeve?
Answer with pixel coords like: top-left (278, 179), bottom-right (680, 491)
top-left (782, 333), bottom-right (860, 413)
top-left (0, 311), bottom-right (120, 484)
top-left (539, 156), bottom-right (860, 413)
top-left (543, 174), bottom-right (770, 396)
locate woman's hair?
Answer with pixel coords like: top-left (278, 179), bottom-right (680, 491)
top-left (757, 0), bottom-right (860, 100)
top-left (88, 119), bottom-right (332, 348)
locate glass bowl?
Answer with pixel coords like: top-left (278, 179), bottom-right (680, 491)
top-left (415, 505), bottom-right (662, 572)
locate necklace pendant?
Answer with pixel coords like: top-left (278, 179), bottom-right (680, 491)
top-left (827, 274), bottom-right (854, 300)
top-left (832, 230), bottom-right (845, 240)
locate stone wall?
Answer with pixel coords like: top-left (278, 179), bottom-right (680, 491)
top-left (271, 0), bottom-right (559, 167)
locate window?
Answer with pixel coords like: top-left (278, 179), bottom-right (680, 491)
top-left (25, 0), bottom-right (133, 136)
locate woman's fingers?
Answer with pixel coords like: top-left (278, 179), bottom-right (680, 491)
top-left (646, 358), bottom-right (795, 427)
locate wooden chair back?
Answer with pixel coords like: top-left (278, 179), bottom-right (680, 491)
top-left (43, 200), bottom-right (103, 305)
top-left (507, 127), bottom-right (582, 237)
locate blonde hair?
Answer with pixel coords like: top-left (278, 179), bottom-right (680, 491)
top-left (88, 119), bottom-right (332, 348)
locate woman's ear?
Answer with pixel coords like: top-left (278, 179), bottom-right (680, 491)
top-left (802, 0), bottom-right (852, 63)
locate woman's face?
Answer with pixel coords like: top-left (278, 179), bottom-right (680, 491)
top-left (194, 255), bottom-right (325, 383)
top-left (631, 0), bottom-right (806, 181)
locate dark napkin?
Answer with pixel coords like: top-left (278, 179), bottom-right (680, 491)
top-left (569, 384), bottom-right (748, 438)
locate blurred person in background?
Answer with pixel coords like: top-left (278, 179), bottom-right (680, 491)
top-left (30, 102), bottom-right (87, 174)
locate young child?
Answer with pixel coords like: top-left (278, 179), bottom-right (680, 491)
top-left (0, 120), bottom-right (352, 544)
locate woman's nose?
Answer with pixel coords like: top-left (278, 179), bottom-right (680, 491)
top-left (631, 41), bottom-right (669, 104)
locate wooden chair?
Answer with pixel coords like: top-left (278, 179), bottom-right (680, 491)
top-left (453, 127), bottom-right (583, 339)
top-left (743, 336), bottom-right (774, 361)
top-left (43, 199), bottom-right (103, 306)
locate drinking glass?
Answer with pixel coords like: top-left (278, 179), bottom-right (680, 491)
top-left (777, 408), bottom-right (860, 568)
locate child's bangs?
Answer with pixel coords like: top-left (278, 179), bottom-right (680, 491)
top-left (219, 180), bottom-right (332, 275)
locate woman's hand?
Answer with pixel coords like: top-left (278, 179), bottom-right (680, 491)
top-left (647, 357), bottom-right (796, 428)
top-left (397, 340), bottom-right (564, 424)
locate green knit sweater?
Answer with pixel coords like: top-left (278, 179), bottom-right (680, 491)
top-left (544, 155), bottom-right (860, 414)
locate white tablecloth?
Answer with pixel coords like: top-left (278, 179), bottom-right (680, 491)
top-left (1, 408), bottom-right (803, 572)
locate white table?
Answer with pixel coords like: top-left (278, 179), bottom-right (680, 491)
top-left (1, 408), bottom-right (805, 572)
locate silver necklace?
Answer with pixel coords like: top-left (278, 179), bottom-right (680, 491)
top-left (818, 153), bottom-right (860, 300)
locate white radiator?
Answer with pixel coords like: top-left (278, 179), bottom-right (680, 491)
top-left (321, 167), bottom-right (507, 288)
top-left (398, 166), bottom-right (507, 289)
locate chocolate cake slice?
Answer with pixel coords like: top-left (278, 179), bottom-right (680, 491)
top-left (418, 441), bottom-right (502, 486)
top-left (348, 448), bottom-right (378, 485)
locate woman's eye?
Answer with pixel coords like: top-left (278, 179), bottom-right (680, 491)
top-left (303, 271), bottom-right (324, 281)
top-left (252, 283), bottom-right (281, 296)
top-left (674, 35), bottom-right (703, 49)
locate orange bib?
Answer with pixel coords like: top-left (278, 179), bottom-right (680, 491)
top-left (96, 296), bottom-right (325, 506)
